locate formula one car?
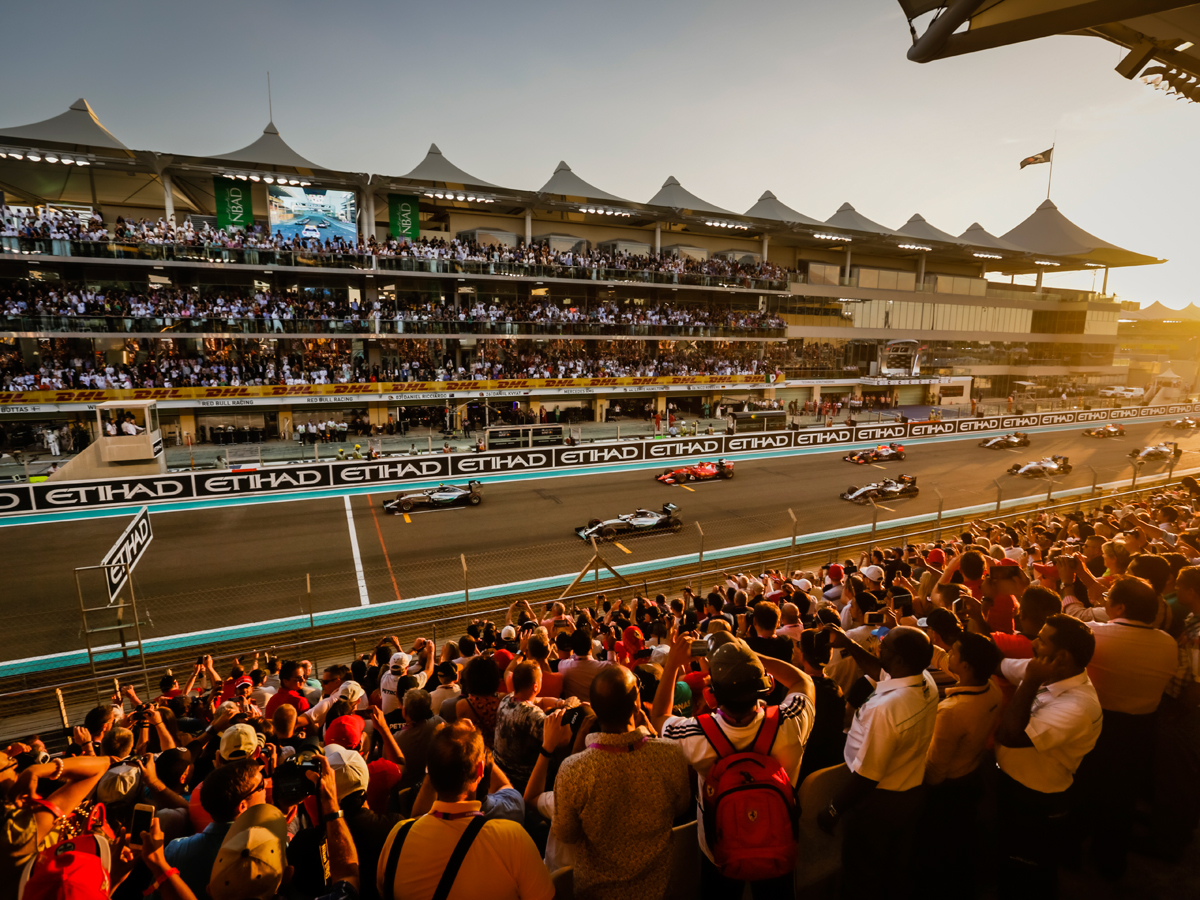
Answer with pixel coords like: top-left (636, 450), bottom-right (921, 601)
top-left (384, 481), bottom-right (482, 513)
top-left (576, 503), bottom-right (681, 540)
top-left (979, 432), bottom-right (1030, 450)
top-left (1008, 455), bottom-right (1072, 477)
top-left (657, 459), bottom-right (734, 484)
top-left (840, 475), bottom-right (919, 504)
top-left (1083, 423), bottom-right (1125, 438)
top-left (1169, 417), bottom-right (1199, 430)
top-left (1128, 442), bottom-right (1182, 462)
top-left (843, 442), bottom-right (906, 464)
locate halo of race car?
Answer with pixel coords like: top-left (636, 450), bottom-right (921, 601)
top-left (844, 442), bottom-right (906, 464)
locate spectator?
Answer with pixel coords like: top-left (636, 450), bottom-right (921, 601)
top-left (165, 757), bottom-right (267, 897)
top-left (994, 614), bottom-right (1102, 898)
top-left (744, 601), bottom-right (794, 662)
top-left (553, 665), bottom-right (690, 899)
top-left (796, 628), bottom-right (847, 782)
top-left (393, 687), bottom-right (445, 791)
top-left (654, 633), bottom-right (815, 899)
top-left (455, 657), bottom-right (503, 748)
top-left (264, 661), bottom-right (311, 719)
top-left (493, 661), bottom-right (551, 793)
top-left (375, 720), bottom-right (554, 900)
top-left (429, 661), bottom-right (461, 711)
top-left (557, 628), bottom-right (612, 700)
top-left (819, 625), bottom-right (939, 899)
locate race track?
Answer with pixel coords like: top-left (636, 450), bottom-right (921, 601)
top-left (1, 420), bottom-right (1192, 661)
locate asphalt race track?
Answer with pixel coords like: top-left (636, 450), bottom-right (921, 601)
top-left (2, 420), bottom-right (1194, 662)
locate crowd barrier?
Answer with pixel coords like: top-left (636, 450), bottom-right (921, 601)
top-left (2, 400), bottom-right (1194, 515)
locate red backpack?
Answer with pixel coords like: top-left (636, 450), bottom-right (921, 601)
top-left (698, 706), bottom-right (798, 882)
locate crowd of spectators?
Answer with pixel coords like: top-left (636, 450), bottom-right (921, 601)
top-left (1, 208), bottom-right (792, 283)
top-left (4, 480), bottom-right (1200, 898)
top-left (0, 284), bottom-right (784, 332)
top-left (1, 338), bottom-right (788, 391)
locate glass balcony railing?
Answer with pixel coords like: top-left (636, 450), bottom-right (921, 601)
top-left (0, 314), bottom-right (786, 339)
top-left (0, 238), bottom-right (791, 292)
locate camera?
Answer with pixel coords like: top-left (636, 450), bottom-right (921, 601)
top-left (690, 639), bottom-right (709, 658)
top-left (272, 746), bottom-right (323, 808)
top-left (562, 705), bottom-right (587, 729)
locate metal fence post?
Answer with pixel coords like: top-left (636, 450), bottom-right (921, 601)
top-left (788, 509), bottom-right (797, 573)
top-left (1132, 460), bottom-right (1141, 489)
top-left (994, 479), bottom-right (1003, 513)
top-left (870, 500), bottom-right (879, 537)
top-left (461, 554), bottom-right (469, 607)
top-left (306, 573), bottom-right (315, 642)
top-left (696, 522), bottom-right (705, 591)
top-left (1046, 477), bottom-right (1055, 506)
top-left (934, 487), bottom-right (944, 540)
top-left (1089, 465), bottom-right (1098, 498)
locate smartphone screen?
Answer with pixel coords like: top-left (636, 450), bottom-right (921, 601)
top-left (130, 804), bottom-right (155, 842)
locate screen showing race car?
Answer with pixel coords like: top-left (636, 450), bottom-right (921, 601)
top-left (267, 186), bottom-right (358, 243)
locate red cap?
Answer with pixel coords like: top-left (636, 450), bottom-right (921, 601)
top-left (232, 676), bottom-right (252, 690)
top-left (828, 564), bottom-right (844, 580)
top-left (19, 835), bottom-right (112, 900)
top-left (991, 558), bottom-right (1020, 567)
top-left (323, 715), bottom-right (364, 750)
top-left (491, 649), bottom-right (514, 672)
top-left (926, 549), bottom-right (946, 566)
top-left (1033, 563), bottom-right (1059, 580)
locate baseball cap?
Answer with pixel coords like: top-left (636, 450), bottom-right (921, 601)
top-left (208, 804), bottom-right (288, 900)
top-left (991, 558), bottom-right (1020, 570)
top-left (795, 578), bottom-right (813, 592)
top-left (323, 744), bottom-right (370, 801)
top-left (336, 681), bottom-right (365, 706)
top-left (95, 764), bottom-right (140, 805)
top-left (232, 675), bottom-right (252, 691)
top-left (219, 723), bottom-right (262, 761)
top-left (434, 661), bottom-right (458, 681)
top-left (926, 548), bottom-right (946, 566)
top-left (827, 564), bottom-right (844, 581)
top-left (861, 565), bottom-right (885, 584)
top-left (388, 652), bottom-right (411, 674)
top-left (18, 833), bottom-right (112, 900)
top-left (323, 715), bottom-right (364, 751)
top-left (707, 638), bottom-right (772, 699)
top-left (500, 625), bottom-right (517, 641)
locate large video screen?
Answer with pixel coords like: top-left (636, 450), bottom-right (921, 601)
top-left (268, 186), bottom-right (357, 243)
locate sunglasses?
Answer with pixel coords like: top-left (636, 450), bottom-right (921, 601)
top-left (236, 773), bottom-right (266, 802)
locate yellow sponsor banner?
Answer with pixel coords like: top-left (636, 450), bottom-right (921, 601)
top-left (0, 374), bottom-right (766, 406)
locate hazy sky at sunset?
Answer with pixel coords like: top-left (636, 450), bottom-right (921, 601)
top-left (4, 0), bottom-right (1194, 306)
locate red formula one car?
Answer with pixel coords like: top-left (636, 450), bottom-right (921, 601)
top-left (656, 459), bottom-right (735, 484)
top-left (1083, 423), bottom-right (1125, 438)
top-left (844, 442), bottom-right (907, 464)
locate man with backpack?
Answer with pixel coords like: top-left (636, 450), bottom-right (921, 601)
top-left (653, 632), bottom-right (816, 899)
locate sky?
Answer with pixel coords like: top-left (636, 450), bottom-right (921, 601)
top-left (3, 0), bottom-right (1196, 308)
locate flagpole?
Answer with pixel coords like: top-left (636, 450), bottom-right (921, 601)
top-left (1046, 141), bottom-right (1056, 200)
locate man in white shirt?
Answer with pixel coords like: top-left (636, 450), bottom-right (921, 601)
top-left (121, 414), bottom-right (145, 436)
top-left (818, 625), bottom-right (938, 899)
top-left (1074, 575), bottom-right (1177, 880)
top-left (995, 614), bottom-right (1102, 898)
top-left (379, 640), bottom-right (434, 718)
top-left (556, 629), bottom-right (611, 701)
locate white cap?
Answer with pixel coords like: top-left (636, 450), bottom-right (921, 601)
top-left (795, 578), bottom-right (813, 592)
top-left (336, 681), bottom-right (366, 705)
top-left (389, 651), bottom-right (411, 673)
top-left (861, 565), bottom-right (885, 584)
top-left (500, 625), bottom-right (517, 640)
top-left (323, 744), bottom-right (370, 801)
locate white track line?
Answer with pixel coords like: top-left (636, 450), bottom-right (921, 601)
top-left (344, 495), bottom-right (370, 606)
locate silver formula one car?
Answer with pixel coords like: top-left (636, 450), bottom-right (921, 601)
top-left (1008, 455), bottom-right (1072, 477)
top-left (384, 481), bottom-right (482, 513)
top-left (575, 503), bottom-right (681, 541)
top-left (1170, 417), bottom-right (1199, 430)
top-left (840, 475), bottom-right (919, 504)
top-left (979, 432), bottom-right (1030, 449)
top-left (1128, 442), bottom-right (1182, 462)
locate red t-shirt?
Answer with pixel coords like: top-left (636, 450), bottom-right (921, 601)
top-left (264, 689), bottom-right (310, 718)
top-left (986, 593), bottom-right (1017, 634)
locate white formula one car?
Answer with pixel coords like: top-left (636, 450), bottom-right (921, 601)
top-left (575, 503), bottom-right (682, 540)
top-left (384, 481), bottom-right (482, 513)
top-left (1008, 455), bottom-right (1072, 477)
top-left (840, 475), bottom-right (919, 504)
top-left (1128, 442), bottom-right (1182, 462)
top-left (979, 432), bottom-right (1030, 450)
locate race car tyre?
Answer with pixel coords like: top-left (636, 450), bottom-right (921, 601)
top-left (599, 525), bottom-right (617, 541)
top-left (719, 468), bottom-right (734, 479)
top-left (1062, 466), bottom-right (1073, 474)
top-left (1008, 465), bottom-right (1020, 474)
top-left (467, 493), bottom-right (482, 505)
top-left (400, 498), bottom-right (414, 512)
top-left (588, 518), bottom-right (602, 529)
top-left (855, 496), bottom-right (871, 505)
top-left (897, 452), bottom-right (906, 460)
top-left (665, 517), bottom-right (682, 530)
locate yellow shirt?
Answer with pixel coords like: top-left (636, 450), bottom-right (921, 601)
top-left (376, 800), bottom-right (554, 900)
top-left (925, 680), bottom-right (1002, 784)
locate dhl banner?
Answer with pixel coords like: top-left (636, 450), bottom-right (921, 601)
top-left (0, 374), bottom-right (770, 408)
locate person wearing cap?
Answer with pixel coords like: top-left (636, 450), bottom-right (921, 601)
top-left (186, 722), bottom-right (266, 836)
top-left (205, 799), bottom-right (292, 900)
top-left (166, 758), bottom-right (267, 898)
top-left (376, 720), bottom-right (554, 900)
top-left (378, 639), bottom-right (434, 719)
top-left (429, 660), bottom-right (462, 712)
top-left (818, 624), bottom-right (938, 899)
top-left (823, 563), bottom-right (845, 604)
top-left (557, 628), bottom-right (612, 701)
top-left (302, 678), bottom-right (368, 730)
top-left (289, 742), bottom-right (398, 900)
top-left (652, 633), bottom-right (815, 896)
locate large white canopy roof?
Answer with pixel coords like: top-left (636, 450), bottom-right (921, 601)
top-left (0, 98), bottom-right (128, 152)
top-left (1001, 199), bottom-right (1160, 266)
top-left (536, 160), bottom-right (628, 203)
top-left (647, 176), bottom-right (734, 215)
top-left (210, 121), bottom-right (323, 170)
top-left (958, 222), bottom-right (1027, 253)
top-left (895, 213), bottom-right (960, 244)
top-left (825, 202), bottom-right (896, 236)
top-left (398, 143), bottom-right (498, 188)
top-left (743, 191), bottom-right (826, 227)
